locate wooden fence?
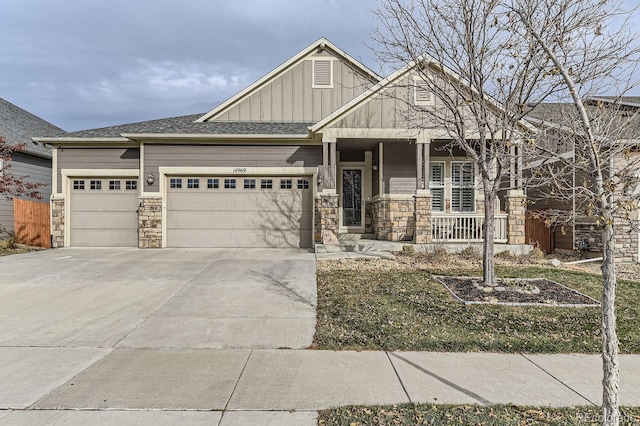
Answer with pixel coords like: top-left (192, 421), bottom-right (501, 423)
top-left (13, 199), bottom-right (51, 248)
top-left (525, 211), bottom-right (554, 254)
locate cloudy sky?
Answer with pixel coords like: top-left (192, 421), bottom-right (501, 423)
top-left (1, 0), bottom-right (379, 131)
top-left (2, 1), bottom-right (638, 133)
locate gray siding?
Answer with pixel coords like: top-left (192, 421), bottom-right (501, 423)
top-left (144, 144), bottom-right (322, 192)
top-left (372, 147), bottom-right (380, 197)
top-left (332, 75), bottom-right (418, 130)
top-left (214, 51), bottom-right (373, 122)
top-left (383, 142), bottom-right (416, 194)
top-left (0, 153), bottom-right (52, 235)
top-left (56, 148), bottom-right (140, 193)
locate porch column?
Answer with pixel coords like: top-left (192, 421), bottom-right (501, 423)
top-left (317, 135), bottom-right (339, 244)
top-left (322, 135), bottom-right (337, 191)
top-left (506, 190), bottom-right (527, 244)
top-left (415, 138), bottom-right (432, 244)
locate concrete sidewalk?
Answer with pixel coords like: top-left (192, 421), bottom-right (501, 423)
top-left (1, 348), bottom-right (639, 425)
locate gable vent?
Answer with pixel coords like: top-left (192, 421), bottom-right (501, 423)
top-left (313, 59), bottom-right (333, 87)
top-left (414, 79), bottom-right (435, 105)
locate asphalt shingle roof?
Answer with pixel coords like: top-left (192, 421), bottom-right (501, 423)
top-left (66, 114), bottom-right (314, 138)
top-left (0, 98), bottom-right (65, 158)
top-left (527, 100), bottom-right (640, 136)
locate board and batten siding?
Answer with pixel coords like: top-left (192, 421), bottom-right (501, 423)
top-left (56, 148), bottom-right (140, 193)
top-left (382, 142), bottom-right (417, 194)
top-left (213, 52), bottom-right (373, 123)
top-left (0, 153), bottom-right (52, 235)
top-left (144, 144), bottom-right (322, 192)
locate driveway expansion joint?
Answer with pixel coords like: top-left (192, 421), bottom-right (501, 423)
top-left (111, 257), bottom-right (222, 348)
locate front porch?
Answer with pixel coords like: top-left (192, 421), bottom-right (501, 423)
top-left (314, 133), bottom-right (527, 247)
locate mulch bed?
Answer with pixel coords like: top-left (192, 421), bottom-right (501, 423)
top-left (434, 275), bottom-right (600, 307)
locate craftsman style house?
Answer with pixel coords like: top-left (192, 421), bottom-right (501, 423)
top-left (35, 38), bottom-right (527, 249)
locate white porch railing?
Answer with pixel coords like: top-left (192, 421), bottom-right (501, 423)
top-left (432, 214), bottom-right (508, 243)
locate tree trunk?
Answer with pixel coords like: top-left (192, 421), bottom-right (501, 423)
top-left (601, 222), bottom-right (620, 426)
top-left (483, 188), bottom-right (496, 285)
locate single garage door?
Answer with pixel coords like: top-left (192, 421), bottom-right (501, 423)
top-left (167, 176), bottom-right (313, 248)
top-left (69, 178), bottom-right (139, 247)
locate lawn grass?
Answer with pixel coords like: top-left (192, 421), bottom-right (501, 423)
top-left (318, 403), bottom-right (640, 425)
top-left (314, 262), bottom-right (640, 353)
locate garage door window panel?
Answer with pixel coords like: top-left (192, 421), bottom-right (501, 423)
top-left (187, 178), bottom-right (199, 189)
top-left (224, 179), bottom-right (236, 189)
top-left (281, 179), bottom-right (292, 189)
top-left (244, 179), bottom-right (256, 189)
top-left (126, 180), bottom-right (137, 190)
top-left (73, 180), bottom-right (85, 190)
top-left (109, 180), bottom-right (121, 190)
top-left (207, 178), bottom-right (219, 189)
top-left (90, 180), bottom-right (102, 190)
top-left (261, 179), bottom-right (273, 189)
top-left (170, 178), bottom-right (182, 189)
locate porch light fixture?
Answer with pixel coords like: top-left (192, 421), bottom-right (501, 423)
top-left (317, 174), bottom-right (323, 185)
top-left (372, 164), bottom-right (378, 171)
top-left (146, 172), bottom-right (155, 186)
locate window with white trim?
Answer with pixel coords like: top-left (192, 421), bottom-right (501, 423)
top-left (207, 178), bottom-right (219, 189)
top-left (451, 161), bottom-right (475, 212)
top-left (244, 179), bottom-right (256, 189)
top-left (90, 180), bottom-right (102, 190)
top-left (312, 59), bottom-right (333, 88)
top-left (414, 79), bottom-right (434, 106)
top-left (429, 162), bottom-right (445, 212)
top-left (187, 178), bottom-right (199, 189)
top-left (109, 180), bottom-right (121, 190)
top-left (261, 179), bottom-right (273, 189)
top-left (73, 180), bottom-right (85, 190)
top-left (170, 178), bottom-right (182, 189)
top-left (297, 179), bottom-right (309, 189)
top-left (125, 180), bottom-right (137, 190)
top-left (224, 179), bottom-right (236, 189)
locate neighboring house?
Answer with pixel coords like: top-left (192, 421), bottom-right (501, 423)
top-left (525, 97), bottom-right (640, 263)
top-left (34, 38), bottom-right (528, 249)
top-left (0, 97), bottom-right (63, 236)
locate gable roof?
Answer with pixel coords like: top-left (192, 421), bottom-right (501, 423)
top-left (0, 97), bottom-right (65, 158)
top-left (310, 56), bottom-right (538, 134)
top-left (195, 37), bottom-right (381, 123)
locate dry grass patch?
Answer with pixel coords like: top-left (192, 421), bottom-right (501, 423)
top-left (318, 403), bottom-right (640, 425)
top-left (313, 252), bottom-right (640, 353)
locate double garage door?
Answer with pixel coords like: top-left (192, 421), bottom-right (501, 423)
top-left (69, 178), bottom-right (139, 247)
top-left (166, 176), bottom-right (313, 248)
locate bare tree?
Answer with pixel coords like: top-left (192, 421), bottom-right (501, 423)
top-left (0, 136), bottom-right (44, 201)
top-left (373, 0), bottom-right (564, 285)
top-left (513, 1), bottom-right (640, 423)
top-left (374, 0), bottom-right (639, 423)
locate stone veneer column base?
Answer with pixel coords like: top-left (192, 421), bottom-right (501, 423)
top-left (414, 195), bottom-right (433, 244)
top-left (614, 220), bottom-right (640, 263)
top-left (371, 199), bottom-right (415, 241)
top-left (51, 198), bottom-right (65, 248)
top-left (138, 197), bottom-right (162, 248)
top-left (506, 191), bottom-right (526, 245)
top-left (315, 193), bottom-right (339, 243)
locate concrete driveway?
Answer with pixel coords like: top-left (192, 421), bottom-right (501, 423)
top-left (0, 247), bottom-right (316, 349)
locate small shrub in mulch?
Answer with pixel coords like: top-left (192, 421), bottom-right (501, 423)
top-left (434, 275), bottom-right (600, 307)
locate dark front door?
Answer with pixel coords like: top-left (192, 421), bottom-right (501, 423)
top-left (342, 169), bottom-right (362, 227)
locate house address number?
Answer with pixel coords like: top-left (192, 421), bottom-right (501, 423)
top-left (232, 168), bottom-right (247, 174)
